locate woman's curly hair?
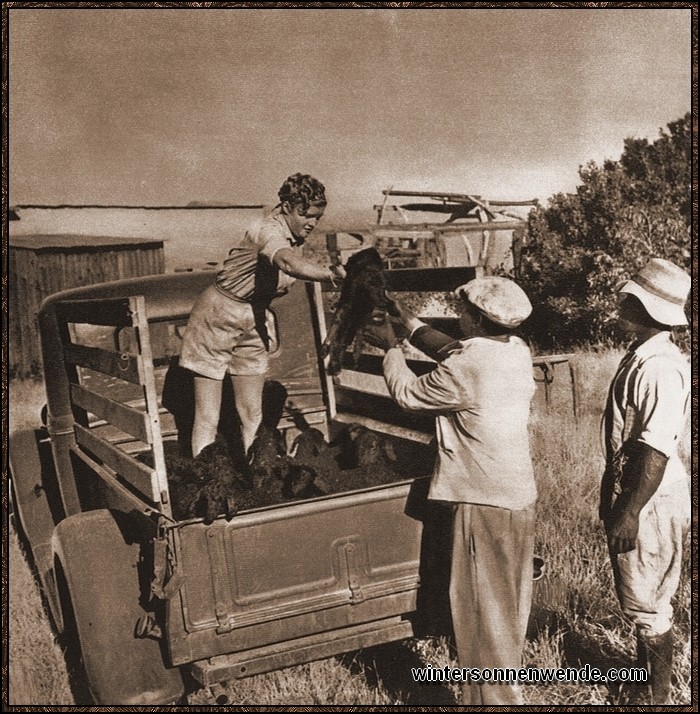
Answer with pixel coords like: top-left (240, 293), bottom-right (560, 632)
top-left (278, 173), bottom-right (327, 212)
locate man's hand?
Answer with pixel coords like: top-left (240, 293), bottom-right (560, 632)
top-left (385, 295), bottom-right (421, 341)
top-left (606, 502), bottom-right (640, 554)
top-left (361, 315), bottom-right (400, 352)
top-left (599, 463), bottom-right (617, 522)
top-left (386, 295), bottom-right (414, 323)
top-left (603, 442), bottom-right (667, 555)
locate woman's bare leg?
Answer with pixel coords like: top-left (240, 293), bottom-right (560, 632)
top-left (192, 375), bottom-right (224, 458)
top-left (231, 373), bottom-right (266, 456)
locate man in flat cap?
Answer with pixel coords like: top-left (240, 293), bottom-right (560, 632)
top-left (365, 276), bottom-right (537, 705)
top-left (600, 258), bottom-right (691, 704)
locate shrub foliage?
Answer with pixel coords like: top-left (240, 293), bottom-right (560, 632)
top-left (518, 113), bottom-right (691, 350)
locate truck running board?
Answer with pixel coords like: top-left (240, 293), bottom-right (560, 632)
top-left (189, 617), bottom-right (414, 684)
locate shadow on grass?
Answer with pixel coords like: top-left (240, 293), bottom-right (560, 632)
top-left (527, 602), bottom-right (634, 704)
top-left (339, 640), bottom-right (457, 705)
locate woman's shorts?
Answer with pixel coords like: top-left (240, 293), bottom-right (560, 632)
top-left (179, 285), bottom-right (279, 379)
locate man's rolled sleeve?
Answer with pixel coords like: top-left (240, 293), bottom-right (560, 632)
top-left (383, 347), bottom-right (469, 412)
top-left (408, 323), bottom-right (462, 363)
top-left (406, 317), bottom-right (428, 337)
top-left (635, 358), bottom-right (686, 459)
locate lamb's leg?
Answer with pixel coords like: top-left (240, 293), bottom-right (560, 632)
top-left (324, 303), bottom-right (351, 374)
top-left (351, 321), bottom-right (366, 368)
top-left (328, 309), bottom-right (359, 375)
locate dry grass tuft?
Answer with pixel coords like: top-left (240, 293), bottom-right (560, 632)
top-left (8, 528), bottom-right (73, 705)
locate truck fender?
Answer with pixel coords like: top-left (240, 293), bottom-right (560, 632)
top-left (52, 509), bottom-right (185, 705)
top-left (9, 427), bottom-right (64, 627)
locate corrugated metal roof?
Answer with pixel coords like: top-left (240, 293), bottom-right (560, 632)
top-left (9, 234), bottom-right (164, 252)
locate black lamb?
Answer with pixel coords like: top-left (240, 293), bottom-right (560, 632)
top-left (285, 428), bottom-right (336, 498)
top-left (344, 423), bottom-right (398, 470)
top-left (285, 423), bottom-right (400, 496)
top-left (325, 423), bottom-right (399, 492)
top-left (290, 427), bottom-right (328, 462)
top-left (173, 440), bottom-right (250, 523)
top-left (322, 248), bottom-right (396, 375)
top-left (238, 424), bottom-right (289, 509)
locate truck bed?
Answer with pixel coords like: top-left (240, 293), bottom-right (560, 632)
top-left (166, 465), bottom-right (444, 668)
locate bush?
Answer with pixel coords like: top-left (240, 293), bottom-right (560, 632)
top-left (518, 113), bottom-right (691, 351)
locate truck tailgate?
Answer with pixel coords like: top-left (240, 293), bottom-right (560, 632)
top-left (167, 478), bottom-right (431, 664)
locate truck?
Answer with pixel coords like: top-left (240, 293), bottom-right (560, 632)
top-left (10, 264), bottom-right (480, 705)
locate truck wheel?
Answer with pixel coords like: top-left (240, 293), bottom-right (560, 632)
top-left (52, 509), bottom-right (185, 705)
top-left (54, 558), bottom-right (97, 704)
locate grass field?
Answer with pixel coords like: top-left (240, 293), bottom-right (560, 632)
top-left (8, 350), bottom-right (692, 706)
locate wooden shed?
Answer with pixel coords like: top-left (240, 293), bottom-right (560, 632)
top-left (9, 234), bottom-right (165, 378)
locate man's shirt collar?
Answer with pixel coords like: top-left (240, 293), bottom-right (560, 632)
top-left (630, 331), bottom-right (672, 359)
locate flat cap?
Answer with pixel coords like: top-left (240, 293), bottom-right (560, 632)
top-left (455, 276), bottom-right (532, 328)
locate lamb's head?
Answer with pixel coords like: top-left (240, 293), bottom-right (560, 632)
top-left (339, 423), bottom-right (397, 469)
top-left (290, 428), bottom-right (328, 462)
top-left (342, 248), bottom-right (390, 312)
top-left (248, 424), bottom-right (288, 483)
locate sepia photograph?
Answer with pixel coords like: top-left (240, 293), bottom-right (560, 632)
top-left (5, 3), bottom-right (695, 708)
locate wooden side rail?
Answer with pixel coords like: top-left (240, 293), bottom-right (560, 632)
top-left (64, 342), bottom-right (144, 384)
top-left (74, 424), bottom-right (162, 504)
top-left (55, 294), bottom-right (171, 516)
top-left (55, 296), bottom-right (137, 327)
top-left (70, 383), bottom-right (154, 444)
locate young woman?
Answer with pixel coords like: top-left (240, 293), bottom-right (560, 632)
top-left (179, 173), bottom-right (345, 458)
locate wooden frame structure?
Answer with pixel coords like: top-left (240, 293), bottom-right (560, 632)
top-left (55, 295), bottom-right (172, 517)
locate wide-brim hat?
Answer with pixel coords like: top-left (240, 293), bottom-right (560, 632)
top-left (455, 276), bottom-right (532, 328)
top-left (619, 258), bottom-right (690, 326)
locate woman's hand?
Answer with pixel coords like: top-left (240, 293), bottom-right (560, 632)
top-left (329, 263), bottom-right (346, 284)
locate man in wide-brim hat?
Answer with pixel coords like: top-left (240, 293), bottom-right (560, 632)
top-left (365, 276), bottom-right (537, 705)
top-left (600, 258), bottom-right (691, 704)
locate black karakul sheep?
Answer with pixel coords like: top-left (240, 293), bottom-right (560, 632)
top-left (251, 426), bottom-right (329, 503)
top-left (239, 424), bottom-right (292, 509)
top-left (290, 427), bottom-right (328, 462)
top-left (286, 428), bottom-right (337, 497)
top-left (154, 439), bottom-right (250, 523)
top-left (324, 423), bottom-right (399, 492)
top-left (286, 424), bottom-right (401, 496)
top-left (323, 248), bottom-right (396, 375)
top-left (161, 424), bottom-right (406, 520)
top-left (188, 441), bottom-right (249, 523)
top-left (248, 424), bottom-right (287, 473)
top-left (344, 423), bottom-right (398, 470)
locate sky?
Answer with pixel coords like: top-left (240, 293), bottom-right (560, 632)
top-left (8, 7), bottom-right (693, 219)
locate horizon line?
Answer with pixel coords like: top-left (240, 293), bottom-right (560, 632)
top-left (12, 203), bottom-right (266, 211)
